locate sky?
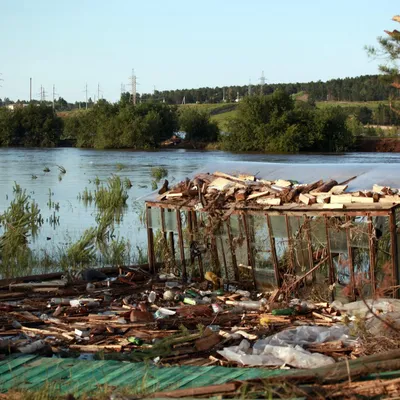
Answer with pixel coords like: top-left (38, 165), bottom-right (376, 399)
top-left (1, 0), bottom-right (399, 102)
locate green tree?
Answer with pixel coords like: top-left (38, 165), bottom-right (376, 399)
top-left (367, 15), bottom-right (400, 115)
top-left (179, 108), bottom-right (219, 142)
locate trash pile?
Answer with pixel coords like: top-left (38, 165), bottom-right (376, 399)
top-left (157, 171), bottom-right (400, 209)
top-left (2, 266), bottom-right (394, 370)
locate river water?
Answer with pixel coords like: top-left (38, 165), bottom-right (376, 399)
top-left (1, 148), bottom-right (399, 266)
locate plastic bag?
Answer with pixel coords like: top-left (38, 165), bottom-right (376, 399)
top-left (331, 298), bottom-right (400, 317)
top-left (254, 325), bottom-right (351, 349)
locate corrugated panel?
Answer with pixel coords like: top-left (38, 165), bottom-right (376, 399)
top-left (0, 355), bottom-right (284, 395)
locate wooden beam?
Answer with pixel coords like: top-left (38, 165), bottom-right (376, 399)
top-left (176, 210), bottom-right (187, 282)
top-left (285, 215), bottom-right (295, 273)
top-left (304, 216), bottom-right (315, 282)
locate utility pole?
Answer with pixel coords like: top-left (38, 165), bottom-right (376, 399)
top-left (222, 87), bottom-right (226, 102)
top-left (30, 78), bottom-right (32, 102)
top-left (248, 79), bottom-right (252, 96)
top-left (128, 69), bottom-right (137, 105)
top-left (84, 83), bottom-right (88, 110)
top-left (259, 71), bottom-right (266, 95)
top-left (97, 83), bottom-right (103, 102)
top-left (39, 85), bottom-right (47, 102)
top-left (52, 84), bottom-right (58, 110)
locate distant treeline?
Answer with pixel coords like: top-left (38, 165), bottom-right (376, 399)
top-left (0, 74), bottom-right (395, 110)
top-left (0, 90), bottom-right (399, 151)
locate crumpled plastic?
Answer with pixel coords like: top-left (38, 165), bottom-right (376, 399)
top-left (331, 298), bottom-right (400, 318)
top-left (218, 325), bottom-right (352, 368)
top-left (253, 325), bottom-right (352, 348)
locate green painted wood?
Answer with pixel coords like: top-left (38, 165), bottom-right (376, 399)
top-left (1, 355), bottom-right (399, 396)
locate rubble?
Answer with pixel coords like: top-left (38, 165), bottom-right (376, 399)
top-left (155, 170), bottom-right (400, 209)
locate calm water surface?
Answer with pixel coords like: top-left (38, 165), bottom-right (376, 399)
top-left (1, 148), bottom-right (399, 263)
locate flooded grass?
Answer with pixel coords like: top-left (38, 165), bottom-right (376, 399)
top-left (151, 166), bottom-right (168, 181)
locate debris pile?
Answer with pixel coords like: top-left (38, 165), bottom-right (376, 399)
top-left (157, 171), bottom-right (400, 210)
top-left (0, 266), bottom-right (387, 369)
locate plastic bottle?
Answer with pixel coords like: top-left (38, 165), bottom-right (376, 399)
top-left (226, 299), bottom-right (267, 310)
top-left (148, 291), bottom-right (156, 303)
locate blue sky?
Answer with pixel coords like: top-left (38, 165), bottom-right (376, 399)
top-left (1, 0), bottom-right (399, 102)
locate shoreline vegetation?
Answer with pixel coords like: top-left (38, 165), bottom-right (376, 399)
top-left (0, 73), bottom-right (399, 153)
top-left (0, 91), bottom-right (399, 153)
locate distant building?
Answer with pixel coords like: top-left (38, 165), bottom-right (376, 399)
top-left (6, 103), bottom-right (28, 111)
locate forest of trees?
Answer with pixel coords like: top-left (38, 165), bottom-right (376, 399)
top-left (221, 91), bottom-right (354, 153)
top-left (0, 74), bottom-right (397, 111)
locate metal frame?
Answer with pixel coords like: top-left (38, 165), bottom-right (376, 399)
top-left (145, 201), bottom-right (400, 298)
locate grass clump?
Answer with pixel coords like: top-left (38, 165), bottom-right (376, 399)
top-left (0, 183), bottom-right (42, 277)
top-left (94, 175), bottom-right (129, 211)
top-left (123, 177), bottom-right (133, 189)
top-left (151, 166), bottom-right (168, 182)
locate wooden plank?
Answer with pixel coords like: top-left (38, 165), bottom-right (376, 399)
top-left (247, 190), bottom-right (270, 200)
top-left (330, 194), bottom-right (352, 204)
top-left (323, 203), bottom-right (345, 209)
top-left (324, 216), bottom-right (335, 301)
top-left (256, 197), bottom-right (281, 206)
top-left (329, 185), bottom-right (348, 195)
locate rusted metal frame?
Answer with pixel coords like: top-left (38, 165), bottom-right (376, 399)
top-left (285, 215), bottom-right (296, 274)
top-left (266, 214), bottom-right (281, 287)
top-left (226, 218), bottom-right (239, 281)
top-left (345, 215), bottom-right (356, 301)
top-left (389, 211), bottom-right (399, 298)
top-left (324, 215), bottom-right (335, 301)
top-left (191, 211), bottom-right (204, 278)
top-left (208, 215), bottom-right (221, 276)
top-left (219, 237), bottom-right (229, 282)
top-left (146, 200), bottom-right (396, 214)
top-left (176, 210), bottom-right (187, 282)
top-left (146, 206), bottom-right (156, 274)
top-left (187, 211), bottom-right (194, 265)
top-left (304, 216), bottom-right (316, 283)
top-left (367, 214), bottom-right (376, 298)
top-left (160, 208), bottom-right (167, 241)
top-left (242, 213), bottom-right (257, 289)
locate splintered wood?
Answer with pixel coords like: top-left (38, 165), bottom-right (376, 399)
top-left (152, 170), bottom-right (400, 211)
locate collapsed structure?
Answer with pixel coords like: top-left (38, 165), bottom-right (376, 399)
top-left (145, 163), bottom-right (400, 301)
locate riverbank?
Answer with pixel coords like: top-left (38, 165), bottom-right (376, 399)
top-left (357, 137), bottom-right (400, 152)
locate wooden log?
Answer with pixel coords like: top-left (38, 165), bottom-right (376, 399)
top-left (314, 180), bottom-right (338, 193)
top-left (150, 383), bottom-right (238, 398)
top-left (300, 180), bottom-right (324, 194)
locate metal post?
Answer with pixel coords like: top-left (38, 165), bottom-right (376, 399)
top-left (242, 213), bottom-right (257, 289)
top-left (146, 206), bottom-right (155, 274)
top-left (266, 214), bottom-right (281, 287)
top-left (389, 211), bottom-right (399, 298)
top-left (226, 218), bottom-right (239, 281)
top-left (367, 215), bottom-right (376, 297)
top-left (345, 215), bottom-right (356, 301)
top-left (176, 210), bottom-right (187, 282)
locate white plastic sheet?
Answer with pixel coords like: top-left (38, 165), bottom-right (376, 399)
top-left (218, 325), bottom-right (351, 368)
